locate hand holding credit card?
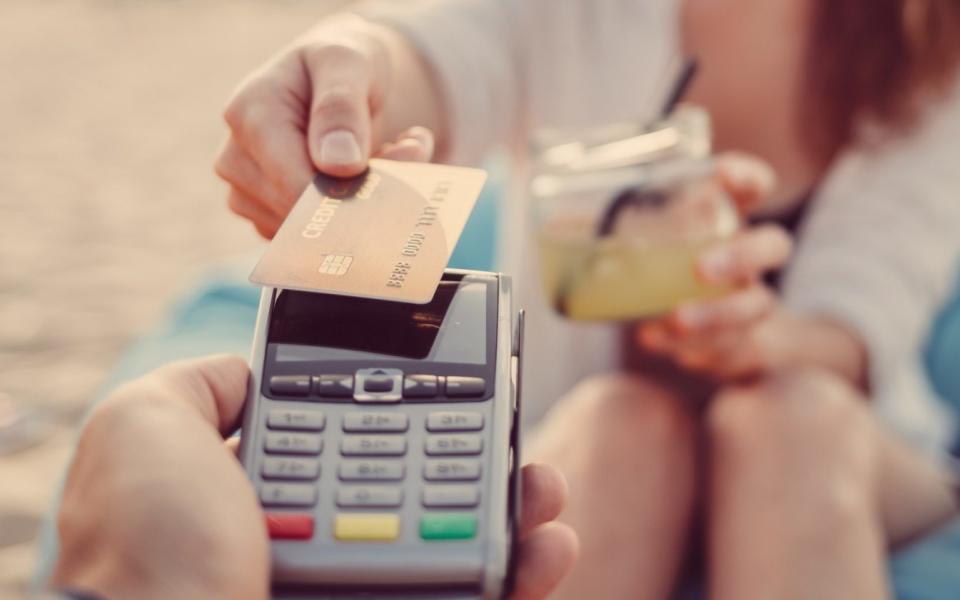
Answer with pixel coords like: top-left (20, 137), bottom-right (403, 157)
top-left (250, 159), bottom-right (487, 303)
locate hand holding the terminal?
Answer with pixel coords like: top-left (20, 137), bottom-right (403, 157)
top-left (215, 15), bottom-right (442, 238)
top-left (51, 356), bottom-right (577, 600)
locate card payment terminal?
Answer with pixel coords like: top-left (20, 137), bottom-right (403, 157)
top-left (238, 270), bottom-right (523, 599)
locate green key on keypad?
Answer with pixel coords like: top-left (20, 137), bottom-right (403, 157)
top-left (420, 514), bottom-right (478, 540)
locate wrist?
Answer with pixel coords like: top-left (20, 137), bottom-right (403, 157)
top-left (786, 313), bottom-right (868, 390)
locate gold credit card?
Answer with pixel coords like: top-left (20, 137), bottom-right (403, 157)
top-left (250, 159), bottom-right (487, 303)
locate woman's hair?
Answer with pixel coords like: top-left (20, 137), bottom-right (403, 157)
top-left (806, 0), bottom-right (960, 161)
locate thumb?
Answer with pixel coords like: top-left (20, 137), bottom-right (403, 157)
top-left (148, 354), bottom-right (251, 436)
top-left (305, 44), bottom-right (377, 177)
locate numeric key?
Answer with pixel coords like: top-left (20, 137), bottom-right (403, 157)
top-left (260, 483), bottom-right (317, 507)
top-left (424, 459), bottom-right (481, 481)
top-left (336, 486), bottom-right (403, 508)
top-left (339, 461), bottom-right (405, 481)
top-left (343, 412), bottom-right (408, 433)
top-left (341, 436), bottom-right (407, 456)
top-left (422, 485), bottom-right (480, 508)
top-left (426, 412), bottom-right (483, 432)
top-left (267, 409), bottom-right (325, 431)
top-left (425, 435), bottom-right (482, 456)
top-left (265, 432), bottom-right (323, 455)
top-left (262, 457), bottom-right (320, 480)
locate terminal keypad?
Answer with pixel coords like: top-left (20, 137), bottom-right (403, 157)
top-left (260, 369), bottom-right (489, 544)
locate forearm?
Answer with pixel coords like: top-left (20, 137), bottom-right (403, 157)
top-left (786, 314), bottom-right (868, 391)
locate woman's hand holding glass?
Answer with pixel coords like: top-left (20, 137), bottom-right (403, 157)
top-left (637, 155), bottom-right (867, 385)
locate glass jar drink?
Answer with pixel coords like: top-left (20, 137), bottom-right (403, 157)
top-left (530, 107), bottom-right (739, 321)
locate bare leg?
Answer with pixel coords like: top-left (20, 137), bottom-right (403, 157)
top-left (875, 427), bottom-right (957, 547)
top-left (527, 374), bottom-right (698, 600)
top-left (707, 368), bottom-right (958, 600)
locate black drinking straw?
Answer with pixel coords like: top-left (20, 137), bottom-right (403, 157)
top-left (554, 58), bottom-right (700, 316)
top-left (658, 58), bottom-right (699, 120)
top-left (594, 58), bottom-right (701, 238)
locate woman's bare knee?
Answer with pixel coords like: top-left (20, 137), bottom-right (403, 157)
top-left (531, 374), bottom-right (700, 600)
top-left (533, 373), bottom-right (696, 463)
top-left (708, 368), bottom-right (870, 455)
top-left (707, 368), bottom-right (877, 528)
top-left (707, 369), bottom-right (890, 600)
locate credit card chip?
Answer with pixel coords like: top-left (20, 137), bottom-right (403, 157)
top-left (318, 254), bottom-right (353, 276)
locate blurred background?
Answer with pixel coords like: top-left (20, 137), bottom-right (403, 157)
top-left (5, 1), bottom-right (960, 598)
top-left (0, 1), bottom-right (349, 594)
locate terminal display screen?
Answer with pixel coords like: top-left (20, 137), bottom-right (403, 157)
top-left (269, 280), bottom-right (487, 365)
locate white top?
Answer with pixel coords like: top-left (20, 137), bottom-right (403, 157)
top-left (361, 0), bottom-right (960, 457)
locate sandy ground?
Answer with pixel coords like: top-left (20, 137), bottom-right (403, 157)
top-left (0, 1), bottom-right (348, 595)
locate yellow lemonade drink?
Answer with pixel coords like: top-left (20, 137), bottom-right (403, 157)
top-left (529, 110), bottom-right (734, 321)
top-left (537, 204), bottom-right (736, 321)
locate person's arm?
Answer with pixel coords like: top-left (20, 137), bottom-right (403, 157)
top-left (214, 14), bottom-right (445, 238)
top-left (782, 84), bottom-right (960, 452)
top-left (215, 0), bottom-right (678, 237)
top-left (50, 355), bottom-right (577, 600)
top-left (634, 154), bottom-right (869, 385)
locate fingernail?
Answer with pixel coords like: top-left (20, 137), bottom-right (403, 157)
top-left (723, 160), bottom-right (752, 188)
top-left (404, 126), bottom-right (434, 156)
top-left (393, 129), bottom-right (434, 161)
top-left (401, 126), bottom-right (427, 145)
top-left (319, 129), bottom-right (362, 166)
top-left (700, 248), bottom-right (734, 280)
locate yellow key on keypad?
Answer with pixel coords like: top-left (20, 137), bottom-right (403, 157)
top-left (334, 514), bottom-right (400, 541)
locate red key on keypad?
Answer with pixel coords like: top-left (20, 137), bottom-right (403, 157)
top-left (266, 513), bottom-right (314, 540)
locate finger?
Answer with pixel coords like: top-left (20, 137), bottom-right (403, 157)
top-left (149, 355), bottom-right (251, 436)
top-left (225, 436), bottom-right (241, 457)
top-left (675, 346), bottom-right (717, 372)
top-left (639, 316), bottom-right (767, 378)
top-left (715, 152), bottom-right (777, 215)
top-left (223, 71), bottom-right (315, 214)
top-left (638, 319), bottom-right (731, 373)
top-left (517, 463), bottom-right (568, 538)
top-left (376, 126), bottom-right (436, 163)
top-left (507, 523), bottom-right (579, 600)
top-left (636, 321), bottom-right (671, 352)
top-left (670, 285), bottom-right (776, 334)
top-left (697, 224), bottom-right (793, 285)
top-left (378, 140), bottom-right (430, 162)
top-left (215, 139), bottom-right (290, 217)
top-left (640, 321), bottom-right (717, 367)
top-left (226, 189), bottom-right (283, 239)
top-left (395, 126), bottom-right (435, 161)
top-left (253, 221), bottom-right (280, 240)
top-left (674, 325), bottom-right (771, 378)
top-left (304, 43), bottom-right (377, 177)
